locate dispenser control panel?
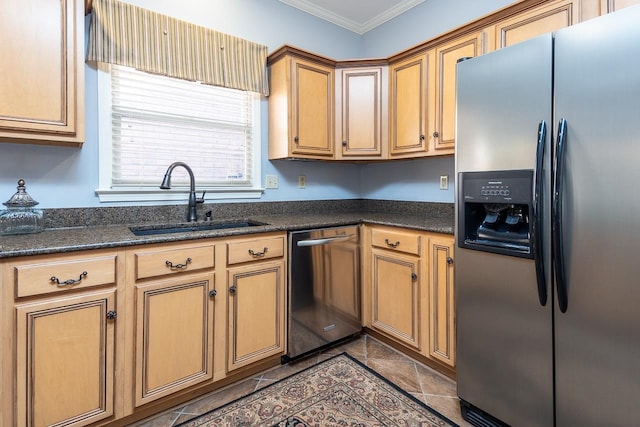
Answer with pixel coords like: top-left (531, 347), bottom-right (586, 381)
top-left (460, 170), bottom-right (532, 204)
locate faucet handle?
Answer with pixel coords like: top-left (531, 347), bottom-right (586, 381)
top-left (196, 191), bottom-right (206, 204)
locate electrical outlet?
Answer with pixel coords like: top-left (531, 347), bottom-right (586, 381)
top-left (298, 175), bottom-right (306, 188)
top-left (265, 174), bottom-right (278, 189)
top-left (439, 175), bottom-right (449, 190)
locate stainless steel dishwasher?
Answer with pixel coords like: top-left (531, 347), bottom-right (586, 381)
top-left (284, 225), bottom-right (362, 361)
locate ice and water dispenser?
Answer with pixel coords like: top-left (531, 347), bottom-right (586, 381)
top-left (458, 170), bottom-right (533, 258)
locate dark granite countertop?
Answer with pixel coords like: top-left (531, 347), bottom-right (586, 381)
top-left (0, 200), bottom-right (454, 258)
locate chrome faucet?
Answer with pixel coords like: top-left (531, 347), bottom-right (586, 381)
top-left (160, 162), bottom-right (205, 222)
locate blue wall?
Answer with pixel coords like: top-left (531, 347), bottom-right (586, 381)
top-left (0, 0), bottom-right (516, 208)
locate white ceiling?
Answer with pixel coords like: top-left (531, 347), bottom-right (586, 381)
top-left (278, 0), bottom-right (426, 34)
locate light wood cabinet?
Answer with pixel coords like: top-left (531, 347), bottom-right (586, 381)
top-left (322, 228), bottom-right (361, 319)
top-left (335, 66), bottom-right (388, 160)
top-left (2, 250), bottom-right (123, 427)
top-left (388, 52), bottom-right (432, 158)
top-left (432, 32), bottom-right (484, 153)
top-left (363, 225), bottom-right (455, 372)
top-left (126, 241), bottom-right (217, 409)
top-left (0, 0), bottom-right (85, 146)
top-left (269, 48), bottom-right (335, 160)
top-left (367, 226), bottom-right (425, 350)
top-left (600, 0), bottom-right (640, 12)
top-left (428, 236), bottom-right (456, 368)
top-left (488, 0), bottom-right (599, 50)
top-left (226, 235), bottom-right (286, 372)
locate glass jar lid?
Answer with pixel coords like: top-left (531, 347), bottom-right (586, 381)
top-left (3, 179), bottom-right (39, 208)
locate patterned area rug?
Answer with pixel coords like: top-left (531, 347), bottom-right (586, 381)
top-left (176, 353), bottom-right (458, 427)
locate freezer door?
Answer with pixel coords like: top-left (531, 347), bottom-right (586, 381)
top-left (455, 34), bottom-right (554, 427)
top-left (553, 6), bottom-right (640, 426)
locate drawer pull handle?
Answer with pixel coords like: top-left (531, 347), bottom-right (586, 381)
top-left (166, 258), bottom-right (192, 269)
top-left (50, 271), bottom-right (88, 287)
top-left (385, 239), bottom-right (400, 248)
top-left (248, 247), bottom-right (268, 257)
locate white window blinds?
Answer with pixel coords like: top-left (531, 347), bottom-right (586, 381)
top-left (109, 65), bottom-right (258, 189)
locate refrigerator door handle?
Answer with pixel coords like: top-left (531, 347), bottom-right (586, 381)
top-left (553, 118), bottom-right (569, 313)
top-left (533, 120), bottom-right (547, 306)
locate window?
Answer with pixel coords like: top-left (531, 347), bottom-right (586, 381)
top-left (96, 64), bottom-right (262, 202)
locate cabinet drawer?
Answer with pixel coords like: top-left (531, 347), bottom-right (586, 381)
top-left (371, 228), bottom-right (421, 256)
top-left (135, 245), bottom-right (215, 280)
top-left (14, 254), bottom-right (117, 298)
top-left (227, 236), bottom-right (285, 265)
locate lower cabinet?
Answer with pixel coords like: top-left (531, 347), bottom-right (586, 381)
top-left (428, 236), bottom-right (456, 368)
top-left (2, 249), bottom-right (123, 427)
top-left (126, 240), bottom-right (217, 410)
top-left (226, 234), bottom-right (287, 372)
top-left (363, 225), bottom-right (455, 371)
top-left (227, 260), bottom-right (286, 371)
top-left (132, 273), bottom-right (216, 407)
top-left (369, 228), bottom-right (424, 351)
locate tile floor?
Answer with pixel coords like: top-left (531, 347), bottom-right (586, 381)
top-left (132, 334), bottom-right (473, 426)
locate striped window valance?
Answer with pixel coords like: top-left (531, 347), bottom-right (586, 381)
top-left (87, 0), bottom-right (269, 95)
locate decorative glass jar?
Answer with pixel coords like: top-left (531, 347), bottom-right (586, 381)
top-left (0, 179), bottom-right (44, 235)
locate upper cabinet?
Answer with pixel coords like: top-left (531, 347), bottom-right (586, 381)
top-left (488, 0), bottom-right (600, 50)
top-left (388, 52), bottom-right (432, 159)
top-left (600, 0), bottom-right (640, 12)
top-left (432, 31), bottom-right (485, 154)
top-left (269, 48), bottom-right (335, 160)
top-left (0, 0), bottom-right (85, 146)
top-left (335, 65), bottom-right (388, 160)
top-left (266, 0), bottom-right (613, 162)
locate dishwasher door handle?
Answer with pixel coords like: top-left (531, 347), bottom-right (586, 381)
top-left (296, 234), bottom-right (355, 247)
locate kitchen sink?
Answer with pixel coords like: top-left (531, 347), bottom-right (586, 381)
top-left (129, 220), bottom-right (267, 236)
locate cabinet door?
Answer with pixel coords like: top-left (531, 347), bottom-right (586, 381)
top-left (493, 0), bottom-right (583, 49)
top-left (428, 237), bottom-right (456, 368)
top-left (227, 260), bottom-right (286, 371)
top-left (337, 67), bottom-right (385, 159)
top-left (324, 237), bottom-right (361, 320)
top-left (389, 53), bottom-right (430, 158)
top-left (134, 273), bottom-right (215, 407)
top-left (291, 57), bottom-right (334, 157)
top-left (433, 32), bottom-right (484, 153)
top-left (0, 0), bottom-right (84, 145)
top-left (601, 0), bottom-right (640, 12)
top-left (15, 290), bottom-right (116, 427)
top-left (370, 248), bottom-right (422, 350)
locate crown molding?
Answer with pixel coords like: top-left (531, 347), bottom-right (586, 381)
top-left (278, 0), bottom-right (426, 34)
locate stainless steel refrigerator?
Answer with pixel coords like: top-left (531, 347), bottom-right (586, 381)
top-left (455, 5), bottom-right (640, 427)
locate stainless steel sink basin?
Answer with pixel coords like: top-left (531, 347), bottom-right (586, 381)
top-left (130, 220), bottom-right (267, 236)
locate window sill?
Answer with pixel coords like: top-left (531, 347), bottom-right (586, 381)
top-left (95, 188), bottom-right (264, 203)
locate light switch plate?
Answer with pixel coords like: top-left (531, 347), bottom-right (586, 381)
top-left (439, 175), bottom-right (449, 190)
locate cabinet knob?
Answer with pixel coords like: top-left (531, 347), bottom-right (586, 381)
top-left (209, 290), bottom-right (217, 297)
top-left (433, 131), bottom-right (439, 138)
top-left (447, 257), bottom-right (454, 265)
top-left (106, 310), bottom-right (117, 320)
top-left (294, 136), bottom-right (299, 144)
top-left (411, 273), bottom-right (418, 281)
top-left (229, 285), bottom-right (237, 293)
top-left (342, 141), bottom-right (348, 146)
top-left (419, 135), bottom-right (425, 141)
